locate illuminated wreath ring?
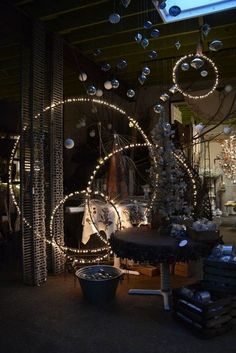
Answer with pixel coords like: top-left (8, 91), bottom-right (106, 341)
top-left (172, 53), bottom-right (219, 100)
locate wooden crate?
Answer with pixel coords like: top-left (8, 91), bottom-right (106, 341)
top-left (172, 282), bottom-right (233, 338)
top-left (174, 260), bottom-right (203, 278)
top-left (203, 259), bottom-right (236, 295)
top-left (187, 228), bottom-right (220, 241)
top-left (131, 264), bottom-right (159, 277)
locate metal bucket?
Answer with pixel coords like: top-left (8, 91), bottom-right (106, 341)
top-left (76, 265), bottom-right (123, 303)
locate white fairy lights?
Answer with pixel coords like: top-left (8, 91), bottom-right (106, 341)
top-left (172, 53), bottom-right (219, 99)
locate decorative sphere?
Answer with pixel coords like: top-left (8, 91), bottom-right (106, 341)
top-left (159, 0), bottom-right (166, 9)
top-left (150, 29), bottom-right (160, 38)
top-left (195, 123), bottom-right (204, 132)
top-left (190, 57), bottom-right (204, 69)
top-left (169, 5), bottom-right (181, 17)
top-left (225, 84), bottom-right (233, 93)
top-left (78, 72), bottom-right (87, 82)
top-left (138, 74), bottom-right (147, 85)
top-left (181, 62), bottom-right (189, 71)
top-left (209, 39), bottom-right (223, 52)
top-left (104, 80), bottom-right (112, 90)
top-left (111, 79), bottom-right (120, 89)
top-left (223, 126), bottom-right (232, 135)
top-left (89, 130), bottom-right (96, 138)
top-left (86, 85), bottom-right (96, 95)
top-left (96, 89), bottom-right (103, 97)
top-left (143, 20), bottom-right (152, 29)
top-left (109, 13), bottom-right (121, 24)
top-left (117, 59), bottom-right (128, 69)
top-left (101, 63), bottom-right (111, 72)
top-left (135, 33), bottom-right (142, 43)
top-left (200, 70), bottom-right (208, 77)
top-left (142, 66), bottom-right (151, 76)
top-left (154, 104), bottom-right (164, 114)
top-left (148, 50), bottom-right (157, 60)
top-left (64, 138), bottom-right (74, 149)
top-left (127, 89), bottom-right (135, 98)
top-left (141, 37), bottom-right (149, 49)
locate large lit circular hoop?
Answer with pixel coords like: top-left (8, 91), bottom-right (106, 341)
top-left (172, 53), bottom-right (219, 100)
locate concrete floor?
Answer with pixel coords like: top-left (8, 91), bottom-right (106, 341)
top-left (0, 218), bottom-right (236, 353)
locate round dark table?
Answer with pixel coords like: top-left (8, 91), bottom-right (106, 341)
top-left (110, 226), bottom-right (214, 310)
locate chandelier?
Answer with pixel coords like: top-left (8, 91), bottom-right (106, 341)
top-left (218, 136), bottom-right (236, 180)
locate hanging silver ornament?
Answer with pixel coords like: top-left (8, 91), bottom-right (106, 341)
top-left (142, 66), bottom-right (150, 76)
top-left (148, 50), bottom-right (157, 59)
top-left (104, 80), bottom-right (112, 90)
top-left (96, 89), bottom-right (103, 97)
top-left (225, 84), bottom-right (233, 93)
top-left (201, 23), bottom-right (211, 37)
top-left (190, 57), bottom-right (204, 69)
top-left (135, 33), bottom-right (142, 43)
top-left (127, 89), bottom-right (135, 98)
top-left (150, 28), bottom-right (160, 38)
top-left (138, 74), bottom-right (147, 85)
top-left (141, 37), bottom-right (149, 49)
top-left (78, 72), bottom-right (87, 82)
top-left (175, 40), bottom-right (181, 50)
top-left (121, 0), bottom-right (131, 8)
top-left (87, 85), bottom-right (96, 95)
top-left (200, 70), bottom-right (208, 77)
top-left (93, 48), bottom-right (102, 56)
top-left (209, 39), bottom-right (223, 52)
top-left (111, 79), bottom-right (120, 89)
top-left (89, 130), bottom-right (96, 138)
top-left (143, 20), bottom-right (152, 29)
top-left (223, 126), bottom-right (232, 135)
top-left (108, 13), bottom-right (121, 24)
top-left (181, 62), bottom-right (189, 71)
top-left (154, 104), bottom-right (164, 113)
top-left (117, 59), bottom-right (128, 69)
top-left (169, 85), bottom-right (178, 94)
top-left (169, 5), bottom-right (181, 17)
top-left (101, 63), bottom-right (111, 72)
top-left (195, 123), bottom-right (204, 132)
top-left (160, 93), bottom-right (170, 102)
top-left (64, 138), bottom-right (75, 149)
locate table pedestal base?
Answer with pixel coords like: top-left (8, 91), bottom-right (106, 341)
top-left (128, 263), bottom-right (171, 310)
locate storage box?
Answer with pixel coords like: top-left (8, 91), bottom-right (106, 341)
top-left (131, 264), bottom-right (159, 277)
top-left (187, 228), bottom-right (220, 241)
top-left (172, 282), bottom-right (233, 338)
top-left (174, 260), bottom-right (203, 278)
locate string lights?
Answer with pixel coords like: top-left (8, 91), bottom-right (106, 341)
top-left (172, 53), bottom-right (219, 99)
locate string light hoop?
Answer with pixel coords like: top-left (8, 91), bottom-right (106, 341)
top-left (172, 53), bottom-right (219, 99)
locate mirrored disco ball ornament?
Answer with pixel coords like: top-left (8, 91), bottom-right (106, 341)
top-left (138, 74), bottom-right (147, 85)
top-left (181, 62), bottom-right (189, 71)
top-left (160, 93), bottom-right (170, 102)
top-left (169, 85), bottom-right (178, 94)
top-left (159, 0), bottom-right (166, 9)
top-left (200, 70), bottom-right (208, 77)
top-left (89, 130), bottom-right (96, 138)
top-left (169, 5), bottom-right (181, 17)
top-left (142, 66), bottom-right (150, 76)
top-left (121, 0), bottom-right (131, 8)
top-left (141, 37), bottom-right (149, 49)
top-left (64, 138), bottom-right (74, 149)
top-left (148, 50), bottom-right (157, 60)
top-left (127, 89), bottom-right (135, 98)
top-left (101, 63), bottom-right (111, 72)
top-left (209, 39), bottom-right (223, 52)
top-left (201, 23), bottom-right (211, 37)
top-left (109, 13), bottom-right (121, 24)
top-left (223, 126), bottom-right (232, 135)
top-left (135, 33), bottom-right (142, 43)
top-left (104, 80), bottom-right (112, 90)
top-left (143, 20), bottom-right (152, 29)
top-left (87, 85), bottom-right (96, 95)
top-left (225, 84), bottom-right (233, 93)
top-left (175, 40), bottom-right (181, 50)
top-left (111, 79), bottom-right (120, 89)
top-left (93, 48), bottom-right (102, 56)
top-left (190, 57), bottom-right (204, 69)
top-left (150, 29), bottom-right (160, 38)
top-left (78, 72), bottom-right (87, 82)
top-left (154, 104), bottom-right (164, 113)
top-left (117, 59), bottom-right (127, 69)
top-left (96, 89), bottom-right (103, 97)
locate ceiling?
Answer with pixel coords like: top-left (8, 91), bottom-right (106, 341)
top-left (1, 0), bottom-right (236, 101)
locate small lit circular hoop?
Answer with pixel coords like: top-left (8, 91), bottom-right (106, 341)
top-left (172, 53), bottom-right (219, 100)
